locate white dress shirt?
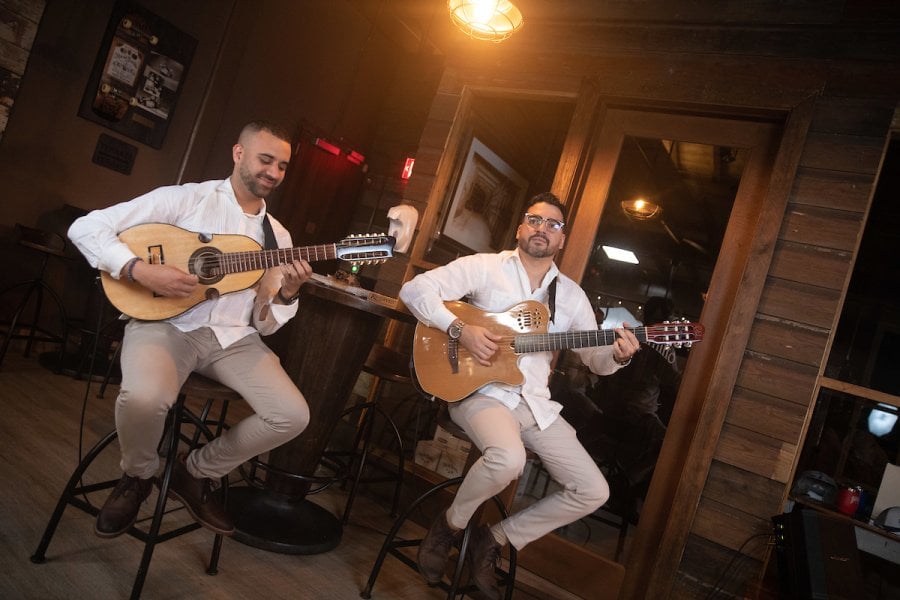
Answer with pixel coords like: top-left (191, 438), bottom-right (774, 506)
top-left (399, 248), bottom-right (623, 429)
top-left (68, 178), bottom-right (298, 348)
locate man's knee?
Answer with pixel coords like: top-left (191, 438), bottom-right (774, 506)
top-left (580, 473), bottom-right (610, 513)
top-left (482, 445), bottom-right (528, 483)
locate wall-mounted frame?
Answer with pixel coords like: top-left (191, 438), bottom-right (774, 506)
top-left (78, 0), bottom-right (196, 149)
top-left (440, 137), bottom-right (528, 254)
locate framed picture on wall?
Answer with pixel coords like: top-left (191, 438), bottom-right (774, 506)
top-left (440, 138), bottom-right (529, 254)
top-left (78, 0), bottom-right (196, 149)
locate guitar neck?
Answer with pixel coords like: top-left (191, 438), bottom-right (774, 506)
top-left (514, 327), bottom-right (650, 353)
top-left (219, 245), bottom-right (338, 274)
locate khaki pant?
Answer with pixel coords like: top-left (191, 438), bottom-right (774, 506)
top-left (447, 395), bottom-right (609, 550)
top-left (116, 321), bottom-right (309, 480)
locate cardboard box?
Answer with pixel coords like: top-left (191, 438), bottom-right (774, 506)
top-left (435, 446), bottom-right (468, 478)
top-left (414, 440), bottom-right (442, 471)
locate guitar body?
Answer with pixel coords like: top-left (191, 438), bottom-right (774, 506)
top-left (413, 300), bottom-right (550, 402)
top-left (99, 223), bottom-right (396, 320)
top-left (412, 300), bottom-right (704, 403)
top-left (101, 224), bottom-right (265, 320)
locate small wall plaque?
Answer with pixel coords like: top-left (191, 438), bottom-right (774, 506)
top-left (93, 133), bottom-right (138, 174)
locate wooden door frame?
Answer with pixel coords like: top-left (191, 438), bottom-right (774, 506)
top-left (552, 99), bottom-right (813, 598)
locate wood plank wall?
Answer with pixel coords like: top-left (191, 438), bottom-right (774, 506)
top-left (675, 75), bottom-right (896, 597)
top-left (393, 6), bottom-right (900, 598)
top-left (0, 0), bottom-right (46, 137)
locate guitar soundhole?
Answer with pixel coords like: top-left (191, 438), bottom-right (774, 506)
top-left (189, 247), bottom-right (224, 284)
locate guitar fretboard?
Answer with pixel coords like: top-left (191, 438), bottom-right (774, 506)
top-left (217, 245), bottom-right (339, 274)
top-left (513, 327), bottom-right (650, 353)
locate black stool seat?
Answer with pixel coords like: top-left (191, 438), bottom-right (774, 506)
top-left (324, 344), bottom-right (412, 524)
top-left (30, 373), bottom-right (240, 599)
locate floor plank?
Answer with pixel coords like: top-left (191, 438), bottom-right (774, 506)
top-left (0, 349), bottom-right (576, 599)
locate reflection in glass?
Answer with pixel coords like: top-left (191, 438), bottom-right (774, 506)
top-left (825, 140), bottom-right (900, 397)
top-left (794, 389), bottom-right (899, 522)
top-left (511, 136), bottom-right (745, 562)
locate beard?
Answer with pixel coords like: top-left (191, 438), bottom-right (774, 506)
top-left (239, 164), bottom-right (278, 199)
top-left (518, 233), bottom-right (558, 258)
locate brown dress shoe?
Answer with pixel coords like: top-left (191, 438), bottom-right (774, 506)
top-left (466, 525), bottom-right (502, 600)
top-left (417, 510), bottom-right (461, 585)
top-left (164, 454), bottom-right (235, 536)
top-left (95, 474), bottom-right (153, 538)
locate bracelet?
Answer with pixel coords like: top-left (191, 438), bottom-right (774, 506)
top-left (124, 257), bottom-right (142, 283)
top-left (613, 355), bottom-right (632, 367)
top-left (276, 288), bottom-right (299, 304)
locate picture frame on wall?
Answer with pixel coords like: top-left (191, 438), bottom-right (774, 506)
top-left (440, 137), bottom-right (529, 254)
top-left (78, 0), bottom-right (196, 149)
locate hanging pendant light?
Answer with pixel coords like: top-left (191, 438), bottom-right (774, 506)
top-left (448, 0), bottom-right (524, 43)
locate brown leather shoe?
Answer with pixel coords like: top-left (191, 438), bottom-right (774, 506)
top-left (165, 454), bottom-right (234, 536)
top-left (417, 510), bottom-right (461, 585)
top-left (95, 474), bottom-right (153, 538)
top-left (466, 525), bottom-right (502, 600)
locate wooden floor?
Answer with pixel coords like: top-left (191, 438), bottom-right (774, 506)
top-left (0, 348), bottom-right (579, 600)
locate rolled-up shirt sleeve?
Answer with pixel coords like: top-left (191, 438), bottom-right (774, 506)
top-left (67, 187), bottom-right (183, 278)
top-left (399, 254), bottom-right (487, 333)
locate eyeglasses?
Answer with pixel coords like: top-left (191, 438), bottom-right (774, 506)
top-left (523, 213), bottom-right (564, 232)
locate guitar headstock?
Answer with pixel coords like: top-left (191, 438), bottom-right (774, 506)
top-left (644, 320), bottom-right (704, 347)
top-left (336, 234), bottom-right (396, 264)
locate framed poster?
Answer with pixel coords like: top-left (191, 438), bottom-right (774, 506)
top-left (78, 1), bottom-right (196, 149)
top-left (440, 138), bottom-right (528, 254)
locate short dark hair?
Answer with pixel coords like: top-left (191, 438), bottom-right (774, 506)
top-left (240, 120), bottom-right (292, 144)
top-left (525, 192), bottom-right (567, 222)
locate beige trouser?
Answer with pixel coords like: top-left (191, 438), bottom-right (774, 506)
top-left (116, 321), bottom-right (309, 480)
top-left (446, 394), bottom-right (609, 550)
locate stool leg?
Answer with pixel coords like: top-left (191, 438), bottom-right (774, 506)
top-left (30, 429), bottom-right (120, 563)
top-left (129, 399), bottom-right (185, 599)
top-left (361, 477), bottom-right (464, 599)
top-left (341, 401), bottom-right (376, 524)
top-left (341, 401), bottom-right (406, 524)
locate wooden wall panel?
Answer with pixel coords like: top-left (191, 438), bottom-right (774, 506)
top-left (692, 496), bottom-right (771, 558)
top-left (704, 461), bottom-right (785, 521)
top-left (746, 314), bottom-right (829, 365)
top-left (767, 242), bottom-right (851, 289)
top-left (799, 132), bottom-right (885, 173)
top-left (757, 277), bottom-right (843, 326)
top-left (673, 535), bottom-right (765, 599)
top-left (734, 351), bottom-right (819, 405)
top-left (790, 167), bottom-right (872, 212)
top-left (726, 386), bottom-right (807, 444)
top-left (715, 422), bottom-right (796, 482)
top-left (778, 204), bottom-right (863, 251)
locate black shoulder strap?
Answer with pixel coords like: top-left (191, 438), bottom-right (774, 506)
top-left (262, 214), bottom-right (278, 250)
top-left (548, 276), bottom-right (558, 323)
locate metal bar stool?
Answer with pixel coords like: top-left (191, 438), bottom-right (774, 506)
top-left (323, 344), bottom-right (412, 524)
top-left (30, 373), bottom-right (242, 600)
top-left (0, 224), bottom-right (71, 371)
top-left (360, 478), bottom-right (518, 600)
top-left (360, 410), bottom-right (518, 600)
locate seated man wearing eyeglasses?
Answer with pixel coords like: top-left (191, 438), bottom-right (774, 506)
top-left (400, 192), bottom-right (641, 599)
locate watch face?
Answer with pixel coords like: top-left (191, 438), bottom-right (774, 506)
top-left (449, 324), bottom-right (462, 339)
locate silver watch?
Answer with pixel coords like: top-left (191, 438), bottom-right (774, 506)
top-left (447, 320), bottom-right (465, 340)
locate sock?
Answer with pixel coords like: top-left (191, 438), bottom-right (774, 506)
top-left (490, 522), bottom-right (508, 547)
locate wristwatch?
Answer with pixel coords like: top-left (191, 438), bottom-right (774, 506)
top-left (447, 320), bottom-right (465, 340)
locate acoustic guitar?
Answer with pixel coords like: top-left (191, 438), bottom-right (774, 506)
top-left (412, 300), bottom-right (704, 402)
top-left (100, 223), bottom-right (395, 320)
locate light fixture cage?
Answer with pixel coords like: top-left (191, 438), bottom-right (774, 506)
top-left (621, 198), bottom-right (662, 221)
top-left (448, 0), bottom-right (524, 43)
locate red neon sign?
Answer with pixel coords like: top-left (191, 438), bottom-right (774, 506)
top-left (401, 157), bottom-right (415, 180)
